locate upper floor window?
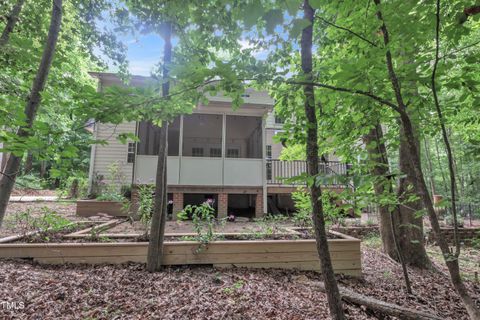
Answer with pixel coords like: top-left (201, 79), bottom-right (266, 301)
top-left (127, 142), bottom-right (135, 163)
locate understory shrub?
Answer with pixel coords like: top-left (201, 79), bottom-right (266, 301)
top-left (137, 184), bottom-right (155, 231)
top-left (292, 188), bottom-right (351, 228)
top-left (95, 163), bottom-right (127, 201)
top-left (15, 174), bottom-right (47, 190)
top-left (177, 199), bottom-right (224, 247)
top-left (58, 175), bottom-right (89, 199)
top-left (4, 207), bottom-right (74, 234)
top-left (291, 189), bottom-right (313, 227)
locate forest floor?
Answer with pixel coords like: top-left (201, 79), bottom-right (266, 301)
top-left (0, 245), bottom-right (478, 319)
top-left (1, 201), bottom-right (479, 318)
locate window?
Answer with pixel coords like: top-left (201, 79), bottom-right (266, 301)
top-left (266, 145), bottom-right (272, 159)
top-left (274, 115), bottom-right (284, 124)
top-left (227, 148), bottom-right (240, 158)
top-left (192, 147), bottom-right (204, 157)
top-left (127, 142), bottom-right (135, 163)
top-left (210, 148), bottom-right (221, 158)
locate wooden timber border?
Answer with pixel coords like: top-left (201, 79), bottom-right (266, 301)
top-left (0, 231), bottom-right (361, 276)
top-left (76, 200), bottom-right (126, 217)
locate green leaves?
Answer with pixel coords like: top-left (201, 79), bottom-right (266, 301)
top-left (264, 9), bottom-right (284, 34)
top-left (290, 18), bottom-right (311, 39)
top-left (243, 2), bottom-right (265, 28)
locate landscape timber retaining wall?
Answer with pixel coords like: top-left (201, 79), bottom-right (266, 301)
top-left (76, 200), bottom-right (126, 217)
top-left (0, 232), bottom-right (362, 276)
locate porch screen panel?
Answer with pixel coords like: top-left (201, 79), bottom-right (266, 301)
top-left (182, 114), bottom-right (223, 157)
top-left (137, 117), bottom-right (180, 156)
top-left (225, 116), bottom-right (262, 159)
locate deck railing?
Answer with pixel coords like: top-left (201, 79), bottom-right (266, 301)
top-left (266, 159), bottom-right (350, 186)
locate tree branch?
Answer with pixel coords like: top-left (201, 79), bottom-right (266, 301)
top-left (285, 80), bottom-right (401, 112)
top-left (315, 14), bottom-right (378, 47)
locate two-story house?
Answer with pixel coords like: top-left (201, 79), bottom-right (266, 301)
top-left (87, 72), bottom-right (348, 218)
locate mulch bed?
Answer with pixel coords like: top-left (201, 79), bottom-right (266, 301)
top-left (0, 247), bottom-right (478, 319)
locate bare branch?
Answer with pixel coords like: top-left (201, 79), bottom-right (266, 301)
top-left (315, 14), bottom-right (378, 47)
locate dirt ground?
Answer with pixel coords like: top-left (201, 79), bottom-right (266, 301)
top-left (0, 202), bottom-right (294, 238)
top-left (0, 246), bottom-right (478, 319)
top-left (1, 201), bottom-right (480, 319)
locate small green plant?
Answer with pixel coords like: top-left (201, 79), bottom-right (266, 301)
top-left (291, 188), bottom-right (313, 227)
top-left (177, 199), bottom-right (223, 250)
top-left (254, 214), bottom-right (287, 238)
top-left (58, 175), bottom-right (89, 199)
top-left (222, 280), bottom-right (245, 295)
top-left (363, 232), bottom-right (382, 249)
top-left (137, 185), bottom-right (155, 232)
top-left (15, 174), bottom-right (47, 190)
top-left (88, 226), bottom-right (101, 241)
top-left (35, 208), bottom-right (73, 232)
top-left (96, 163), bottom-right (126, 201)
top-left (4, 208), bottom-right (74, 240)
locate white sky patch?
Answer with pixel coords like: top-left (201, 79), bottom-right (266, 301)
top-left (128, 58), bottom-right (160, 76)
top-left (238, 39), bottom-right (268, 60)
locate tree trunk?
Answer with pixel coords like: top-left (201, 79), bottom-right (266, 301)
top-left (0, 0), bottom-right (26, 47)
top-left (24, 151), bottom-right (33, 175)
top-left (0, 0), bottom-right (62, 227)
top-left (431, 1), bottom-right (461, 258)
top-left (397, 127), bottom-right (431, 269)
top-left (374, 1), bottom-right (480, 317)
top-left (146, 22), bottom-right (172, 272)
top-left (301, 2), bottom-right (345, 319)
top-left (39, 160), bottom-right (47, 179)
top-left (363, 124), bottom-right (413, 293)
top-left (423, 138), bottom-right (436, 195)
top-left (362, 124), bottom-right (396, 258)
top-left (434, 138), bottom-right (448, 195)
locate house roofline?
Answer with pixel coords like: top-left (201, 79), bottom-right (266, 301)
top-left (88, 72), bottom-right (274, 109)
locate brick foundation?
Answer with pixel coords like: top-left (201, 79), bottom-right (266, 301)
top-left (172, 193), bottom-right (184, 220)
top-left (255, 192), bottom-right (264, 218)
top-left (218, 193), bottom-right (228, 218)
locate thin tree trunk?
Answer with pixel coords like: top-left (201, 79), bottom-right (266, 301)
top-left (363, 124), bottom-right (413, 293)
top-left (434, 137), bottom-right (448, 195)
top-left (431, 0), bottom-right (461, 258)
top-left (39, 160), bottom-right (47, 179)
top-left (301, 2), bottom-right (345, 319)
top-left (0, 0), bottom-right (25, 47)
top-left (0, 0), bottom-right (62, 227)
top-left (24, 151), bottom-right (33, 175)
top-left (362, 124), bottom-right (396, 258)
top-left (146, 22), bottom-right (172, 272)
top-left (423, 137), bottom-right (436, 195)
top-left (374, 1), bottom-right (480, 317)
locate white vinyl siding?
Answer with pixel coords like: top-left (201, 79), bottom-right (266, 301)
top-left (90, 122), bottom-right (136, 183)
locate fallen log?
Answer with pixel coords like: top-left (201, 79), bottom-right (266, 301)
top-left (310, 280), bottom-right (442, 320)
